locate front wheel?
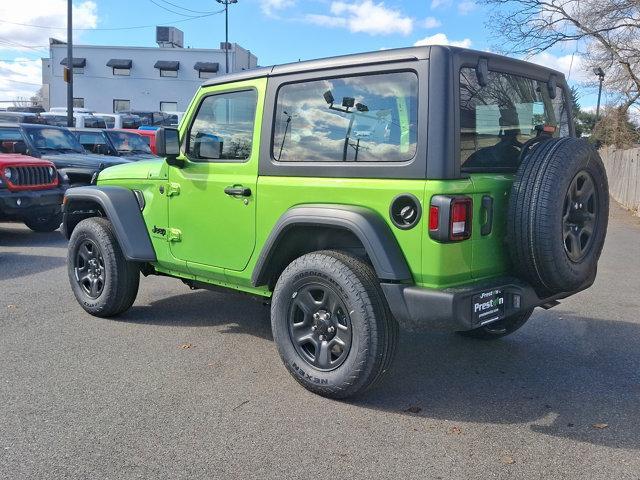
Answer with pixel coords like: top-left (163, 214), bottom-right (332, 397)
top-left (271, 250), bottom-right (398, 399)
top-left (457, 308), bottom-right (534, 340)
top-left (67, 217), bottom-right (140, 317)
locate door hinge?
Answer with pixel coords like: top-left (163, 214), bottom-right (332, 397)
top-left (167, 228), bottom-right (182, 242)
top-left (166, 182), bottom-right (181, 197)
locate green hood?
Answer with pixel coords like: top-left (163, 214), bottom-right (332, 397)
top-left (98, 158), bottom-right (166, 181)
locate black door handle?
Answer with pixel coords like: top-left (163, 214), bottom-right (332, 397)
top-left (481, 195), bottom-right (494, 236)
top-left (224, 185), bottom-right (252, 197)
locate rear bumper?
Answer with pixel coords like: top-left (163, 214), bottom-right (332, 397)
top-left (0, 188), bottom-right (64, 220)
top-left (381, 273), bottom-right (596, 332)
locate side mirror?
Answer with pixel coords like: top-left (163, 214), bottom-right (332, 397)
top-left (156, 127), bottom-right (183, 167)
top-left (193, 133), bottom-right (223, 160)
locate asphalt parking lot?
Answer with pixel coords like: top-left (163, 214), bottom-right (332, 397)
top-left (1, 203), bottom-right (639, 480)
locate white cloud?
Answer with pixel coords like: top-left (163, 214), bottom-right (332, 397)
top-left (0, 1), bottom-right (97, 49)
top-left (457, 1), bottom-right (476, 15)
top-left (422, 16), bottom-right (442, 29)
top-left (261, 0), bottom-right (296, 17)
top-left (0, 59), bottom-right (43, 103)
top-left (527, 52), bottom-right (589, 82)
top-left (0, 2), bottom-right (98, 101)
top-left (414, 33), bottom-right (472, 48)
top-left (430, 0), bottom-right (449, 8)
top-left (305, 1), bottom-right (414, 36)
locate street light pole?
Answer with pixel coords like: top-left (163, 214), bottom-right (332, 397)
top-left (216, 0), bottom-right (237, 74)
top-left (66, 0), bottom-right (73, 127)
top-left (593, 67), bottom-right (605, 122)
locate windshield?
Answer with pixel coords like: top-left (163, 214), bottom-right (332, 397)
top-left (23, 126), bottom-right (84, 153)
top-left (106, 131), bottom-right (153, 154)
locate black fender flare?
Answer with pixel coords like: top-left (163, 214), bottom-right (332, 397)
top-left (251, 204), bottom-right (412, 286)
top-left (62, 186), bottom-right (156, 262)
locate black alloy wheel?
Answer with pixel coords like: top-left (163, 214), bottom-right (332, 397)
top-left (74, 239), bottom-right (106, 298)
top-left (287, 282), bottom-right (352, 371)
top-left (563, 171), bottom-right (598, 262)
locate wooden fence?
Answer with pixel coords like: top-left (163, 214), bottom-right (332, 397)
top-left (600, 147), bottom-right (640, 216)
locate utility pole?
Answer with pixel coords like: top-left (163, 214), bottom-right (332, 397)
top-left (593, 67), bottom-right (605, 122)
top-left (66, 0), bottom-right (73, 127)
top-left (216, 0), bottom-right (237, 74)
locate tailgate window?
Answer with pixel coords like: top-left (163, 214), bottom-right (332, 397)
top-left (460, 68), bottom-right (568, 172)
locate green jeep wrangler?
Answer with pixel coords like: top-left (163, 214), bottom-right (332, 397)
top-left (62, 46), bottom-right (609, 398)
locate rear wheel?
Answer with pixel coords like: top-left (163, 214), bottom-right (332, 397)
top-left (24, 212), bottom-right (62, 232)
top-left (271, 250), bottom-right (398, 399)
top-left (457, 308), bottom-right (533, 340)
top-left (67, 217), bottom-right (139, 317)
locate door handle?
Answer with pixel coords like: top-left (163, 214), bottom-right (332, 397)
top-left (224, 185), bottom-right (252, 197)
top-left (481, 195), bottom-right (494, 236)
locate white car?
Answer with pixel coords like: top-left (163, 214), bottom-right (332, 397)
top-left (40, 111), bottom-right (106, 129)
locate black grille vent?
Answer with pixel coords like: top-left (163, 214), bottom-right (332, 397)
top-left (6, 166), bottom-right (55, 187)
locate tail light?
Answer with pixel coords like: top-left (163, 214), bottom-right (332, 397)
top-left (429, 195), bottom-right (473, 242)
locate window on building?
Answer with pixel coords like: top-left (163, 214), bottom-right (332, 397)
top-left (187, 89), bottom-right (258, 162)
top-left (160, 69), bottom-right (178, 78)
top-left (272, 71), bottom-right (419, 163)
top-left (459, 67), bottom-right (569, 172)
top-left (160, 102), bottom-right (178, 112)
top-left (73, 98), bottom-right (85, 108)
top-left (113, 99), bottom-right (130, 113)
top-left (199, 70), bottom-right (215, 79)
top-left (113, 67), bottom-right (130, 76)
top-left (73, 67), bottom-right (84, 74)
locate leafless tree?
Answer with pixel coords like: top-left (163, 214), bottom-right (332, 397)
top-left (480, 0), bottom-right (640, 113)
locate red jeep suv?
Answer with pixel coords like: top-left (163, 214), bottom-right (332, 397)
top-left (0, 153), bottom-right (67, 231)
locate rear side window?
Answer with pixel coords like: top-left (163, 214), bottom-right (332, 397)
top-left (272, 71), bottom-right (418, 163)
top-left (459, 67), bottom-right (569, 172)
top-left (187, 89), bottom-right (257, 162)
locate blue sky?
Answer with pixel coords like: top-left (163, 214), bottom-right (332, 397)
top-left (0, 0), bottom-right (600, 108)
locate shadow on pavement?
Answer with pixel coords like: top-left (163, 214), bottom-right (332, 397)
top-left (0, 224), bottom-right (67, 248)
top-left (356, 310), bottom-right (640, 450)
top-left (0, 252), bottom-right (66, 280)
top-left (116, 287), bottom-right (640, 450)
top-left (119, 290), bottom-right (273, 341)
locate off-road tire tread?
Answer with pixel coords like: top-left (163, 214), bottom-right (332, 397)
top-left (271, 250), bottom-right (398, 399)
top-left (68, 217), bottom-right (139, 317)
top-left (508, 137), bottom-right (608, 294)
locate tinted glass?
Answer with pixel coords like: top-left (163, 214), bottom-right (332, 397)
top-left (23, 126), bottom-right (84, 153)
top-left (106, 131), bottom-right (153, 154)
top-left (460, 68), bottom-right (569, 171)
top-left (101, 116), bottom-right (116, 128)
top-left (42, 115), bottom-right (72, 127)
top-left (188, 89), bottom-right (257, 161)
top-left (273, 71), bottom-right (418, 163)
top-left (77, 131), bottom-right (109, 154)
top-left (0, 127), bottom-right (27, 154)
top-left (83, 116), bottom-right (107, 129)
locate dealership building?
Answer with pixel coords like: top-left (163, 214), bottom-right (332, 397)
top-left (41, 27), bottom-right (258, 113)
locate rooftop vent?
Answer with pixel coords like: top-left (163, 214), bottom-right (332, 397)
top-left (156, 26), bottom-right (184, 48)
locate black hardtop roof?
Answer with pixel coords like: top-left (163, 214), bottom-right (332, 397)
top-left (202, 45), bottom-right (566, 87)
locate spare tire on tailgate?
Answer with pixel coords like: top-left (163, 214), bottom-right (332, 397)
top-left (507, 137), bottom-right (609, 296)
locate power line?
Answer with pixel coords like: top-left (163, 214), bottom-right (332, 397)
top-left (0, 9), bottom-right (224, 32)
top-left (2, 78), bottom-right (41, 86)
top-left (148, 0), bottom-right (203, 17)
top-left (154, 0), bottom-right (221, 14)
